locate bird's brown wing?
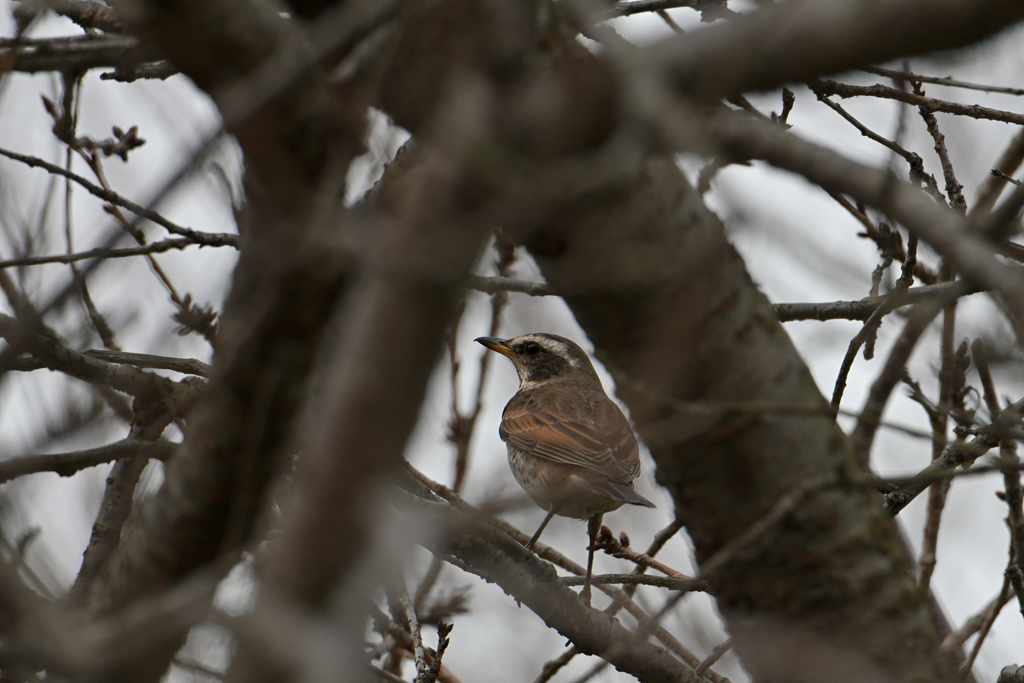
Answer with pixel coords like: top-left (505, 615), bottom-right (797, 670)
top-left (500, 393), bottom-right (640, 483)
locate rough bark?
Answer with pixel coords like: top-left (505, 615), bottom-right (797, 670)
top-left (78, 3), bottom-right (367, 680)
top-left (525, 156), bottom-right (958, 683)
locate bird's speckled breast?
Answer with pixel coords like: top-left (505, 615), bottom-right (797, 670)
top-left (507, 445), bottom-right (626, 519)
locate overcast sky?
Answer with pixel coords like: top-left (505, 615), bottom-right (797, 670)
top-left (1, 3), bottom-right (1023, 681)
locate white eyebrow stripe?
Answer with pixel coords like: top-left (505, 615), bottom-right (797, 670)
top-left (544, 338), bottom-right (580, 367)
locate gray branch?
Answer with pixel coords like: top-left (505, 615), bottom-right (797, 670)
top-left (0, 439), bottom-right (177, 485)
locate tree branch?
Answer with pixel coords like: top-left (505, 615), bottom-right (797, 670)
top-left (0, 439), bottom-right (177, 485)
top-left (405, 492), bottom-right (708, 683)
top-left (0, 313), bottom-right (202, 409)
top-left (0, 147), bottom-right (239, 248)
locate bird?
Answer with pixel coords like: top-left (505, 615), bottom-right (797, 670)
top-left (476, 333), bottom-right (655, 605)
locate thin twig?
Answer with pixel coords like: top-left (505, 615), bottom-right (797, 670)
top-left (0, 147), bottom-right (239, 248)
top-left (916, 82), bottom-right (967, 212)
top-left (695, 639), bottom-right (732, 675)
top-left (69, 400), bottom-right (177, 599)
top-left (974, 129), bottom-right (1024, 218)
top-left (942, 583), bottom-right (1014, 657)
top-left (558, 573), bottom-right (707, 591)
top-left (881, 461), bottom-right (1024, 488)
top-left (534, 517), bottom-right (685, 681)
top-left (426, 622), bottom-right (454, 683)
top-left (993, 169), bottom-right (1024, 189)
top-left (831, 236), bottom-right (919, 411)
top-left (100, 61), bottom-right (178, 82)
top-left (368, 664), bottom-right (408, 683)
top-left (828, 192), bottom-right (939, 284)
top-left (814, 79), bottom-right (1024, 127)
top-left (917, 316), bottom-right (962, 589)
top-left (850, 300), bottom-right (946, 465)
top-left (593, 527), bottom-right (694, 580)
top-left (84, 350), bottom-right (212, 378)
top-left (813, 90), bottom-right (942, 201)
top-left (369, 605), bottom-right (463, 683)
top-left (883, 398), bottom-right (1024, 515)
top-left (466, 274), bottom-right (552, 297)
top-left (606, 0), bottom-right (735, 18)
top-left (59, 74), bottom-right (120, 352)
top-left (31, 1), bottom-right (126, 34)
top-left (974, 339), bottom-right (1024, 627)
top-left (963, 573), bottom-right (1011, 675)
top-left (0, 238), bottom-right (227, 269)
top-left (397, 585), bottom-right (429, 683)
top-left (533, 647), bottom-right (578, 683)
top-left (863, 67), bottom-right (1024, 97)
top-left (0, 313), bottom-right (202, 407)
top-left (172, 658), bottom-right (225, 680)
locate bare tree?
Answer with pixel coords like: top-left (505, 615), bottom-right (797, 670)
top-left (1, 0), bottom-right (1024, 682)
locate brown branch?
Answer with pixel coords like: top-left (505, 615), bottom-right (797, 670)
top-left (405, 465), bottom-right (725, 680)
top-left (469, 276), bottom-right (988, 320)
top-left (964, 572), bottom-right (1012, 674)
top-left (863, 66), bottom-right (1024, 97)
top-left (99, 60), bottom-right (178, 82)
top-left (559, 573), bottom-right (708, 591)
top-left (0, 313), bottom-right (203, 408)
top-left (405, 493), bottom-right (708, 683)
top-left (881, 461), bottom-right (1024, 488)
top-left (83, 350), bottom-right (212, 378)
top-left (942, 583), bottom-right (1015, 657)
top-left (0, 147), bottom-right (240, 248)
top-left (533, 647), bottom-right (578, 683)
top-left (451, 236), bottom-right (515, 493)
top-left (0, 439), bottom-right (177, 485)
top-left (0, 560), bottom-right (219, 681)
top-left (70, 398), bottom-right (179, 600)
top-left (0, 34), bottom-right (157, 73)
top-left (396, 584), bottom-right (429, 683)
top-left (369, 605), bottom-right (463, 683)
top-left (974, 340), bottom-right (1024, 596)
top-left (593, 526), bottom-right (695, 580)
top-left (973, 129), bottom-right (1024, 217)
top-left (916, 84), bottom-right (966, 212)
top-left (916, 316), bottom-right (962, 589)
top-left (658, 106), bottom-right (1024, 326)
top-left (44, 0), bottom-right (127, 33)
top-left (695, 639), bottom-right (732, 676)
top-left (832, 237), bottom-right (919, 411)
top-left (883, 399), bottom-right (1024, 515)
top-left (814, 79), bottom-right (1024, 127)
top-left (0, 238), bottom-right (225, 269)
top-left (465, 274), bottom-right (552, 297)
top-left (774, 281), bottom-right (976, 322)
top-left (608, 0), bottom-right (725, 18)
top-left (993, 169), bottom-right (1024, 189)
top-left (1008, 566), bottom-right (1024, 625)
top-left (536, 517), bottom-right (687, 681)
top-left (812, 89), bottom-right (943, 200)
top-left (650, 0), bottom-right (1024, 103)
top-left (828, 193), bottom-right (940, 284)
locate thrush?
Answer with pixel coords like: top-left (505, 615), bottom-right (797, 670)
top-left (476, 333), bottom-right (655, 604)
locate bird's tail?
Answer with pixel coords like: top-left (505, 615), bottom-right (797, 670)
top-left (603, 481), bottom-right (656, 508)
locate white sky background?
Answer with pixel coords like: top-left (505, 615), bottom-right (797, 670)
top-left (1, 2), bottom-right (1023, 682)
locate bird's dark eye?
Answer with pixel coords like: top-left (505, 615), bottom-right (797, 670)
top-left (524, 342), bottom-right (541, 356)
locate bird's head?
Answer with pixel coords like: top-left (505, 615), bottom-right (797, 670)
top-left (475, 333), bottom-right (599, 388)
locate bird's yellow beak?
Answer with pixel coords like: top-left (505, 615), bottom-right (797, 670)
top-left (475, 336), bottom-right (516, 359)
